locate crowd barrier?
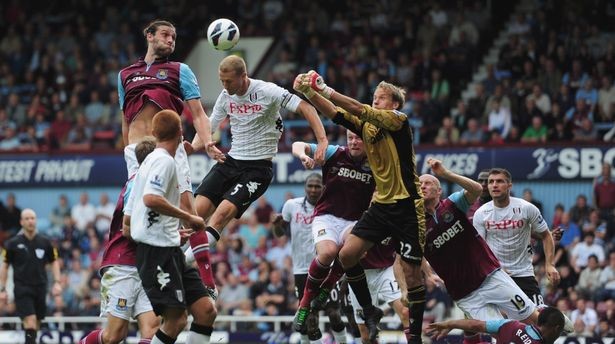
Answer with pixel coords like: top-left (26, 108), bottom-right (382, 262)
top-left (0, 316), bottom-right (611, 343)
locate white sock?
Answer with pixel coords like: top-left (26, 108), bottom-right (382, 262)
top-left (333, 329), bottom-right (347, 343)
top-left (309, 340), bottom-right (323, 344)
top-left (301, 334), bottom-right (310, 344)
top-left (186, 331), bottom-right (210, 344)
top-left (184, 245), bottom-right (195, 264)
top-left (151, 336), bottom-right (171, 344)
top-left (206, 231), bottom-right (218, 246)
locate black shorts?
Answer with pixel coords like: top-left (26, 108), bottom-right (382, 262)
top-left (136, 243), bottom-right (208, 316)
top-left (14, 285), bottom-right (47, 320)
top-left (512, 276), bottom-right (544, 306)
top-left (352, 198), bottom-right (426, 265)
top-left (194, 156), bottom-right (273, 218)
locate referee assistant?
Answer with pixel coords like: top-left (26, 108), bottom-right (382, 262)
top-left (0, 208), bottom-right (62, 344)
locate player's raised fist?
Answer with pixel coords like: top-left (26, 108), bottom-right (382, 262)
top-left (307, 70), bottom-right (333, 98)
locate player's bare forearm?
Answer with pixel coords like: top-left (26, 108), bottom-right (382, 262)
top-left (188, 99), bottom-right (214, 146)
top-left (443, 319), bottom-right (486, 334)
top-left (539, 230), bottom-right (556, 267)
top-left (51, 260), bottom-right (61, 283)
top-left (297, 101), bottom-right (328, 144)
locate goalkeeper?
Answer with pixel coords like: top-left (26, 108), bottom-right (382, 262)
top-left (293, 71), bottom-right (426, 344)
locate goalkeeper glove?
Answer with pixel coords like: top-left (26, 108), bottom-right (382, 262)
top-left (307, 70), bottom-right (334, 98)
top-left (294, 73), bottom-right (316, 98)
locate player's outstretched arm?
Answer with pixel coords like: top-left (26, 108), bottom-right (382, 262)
top-left (535, 229), bottom-right (560, 286)
top-left (295, 100), bottom-right (328, 166)
top-left (306, 71), bottom-right (407, 131)
top-left (427, 158), bottom-right (482, 203)
top-left (293, 73), bottom-right (338, 119)
top-left (427, 319), bottom-right (486, 340)
top-left (187, 99), bottom-right (225, 163)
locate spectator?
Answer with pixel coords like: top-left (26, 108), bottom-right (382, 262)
top-left (575, 79), bottom-right (599, 115)
top-left (265, 236), bottom-right (291, 270)
top-left (593, 162), bottom-right (615, 222)
top-left (93, 193), bottom-right (114, 238)
top-left (575, 255), bottom-right (602, 299)
top-left (551, 203), bottom-right (565, 228)
top-left (522, 188), bottom-right (543, 213)
top-left (49, 194), bottom-right (71, 236)
top-left (582, 210), bottom-right (607, 246)
top-left (434, 116), bottom-right (460, 145)
top-left (571, 232), bottom-right (605, 273)
top-left (570, 298), bottom-right (599, 335)
top-left (598, 75), bottom-right (615, 122)
top-left (70, 192), bottom-right (96, 233)
top-left (467, 83), bottom-right (488, 119)
top-left (0, 127), bottom-right (21, 150)
top-left (238, 214), bottom-right (269, 249)
top-left (569, 194), bottom-right (594, 225)
top-left (520, 115), bottom-right (548, 143)
top-left (572, 117), bottom-right (598, 142)
top-left (254, 196), bottom-right (275, 226)
top-left (487, 98), bottom-right (512, 139)
top-left (484, 83), bottom-right (511, 119)
top-left (599, 251), bottom-right (615, 301)
top-left (459, 118), bottom-right (484, 144)
top-left (218, 273), bottom-right (250, 315)
top-left (0, 193), bottom-right (22, 235)
top-left (526, 84), bottom-right (552, 115)
top-left (548, 119), bottom-right (573, 142)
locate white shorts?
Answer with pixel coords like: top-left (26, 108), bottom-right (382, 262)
top-left (312, 214), bottom-right (356, 246)
top-left (350, 266), bottom-right (401, 324)
top-left (125, 142), bottom-right (192, 193)
top-left (100, 265), bottom-right (153, 320)
top-left (455, 269), bottom-right (536, 321)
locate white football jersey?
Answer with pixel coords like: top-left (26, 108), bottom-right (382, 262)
top-left (210, 78), bottom-right (302, 160)
top-left (125, 148), bottom-right (181, 247)
top-left (473, 197), bottom-right (549, 277)
top-left (281, 197), bottom-right (316, 274)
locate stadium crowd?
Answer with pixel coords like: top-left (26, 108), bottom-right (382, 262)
top-left (1, 0), bottom-right (615, 340)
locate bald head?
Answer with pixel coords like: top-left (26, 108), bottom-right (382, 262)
top-left (20, 208), bottom-right (37, 233)
top-left (219, 55), bottom-right (247, 76)
top-left (419, 174), bottom-right (442, 203)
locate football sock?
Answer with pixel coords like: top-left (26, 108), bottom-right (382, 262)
top-left (186, 323), bottom-right (213, 344)
top-left (407, 285), bottom-right (426, 339)
top-left (151, 329), bottom-right (175, 344)
top-left (80, 329), bottom-right (102, 344)
top-left (345, 264), bottom-right (372, 308)
top-left (25, 329), bottom-right (37, 344)
top-left (319, 258), bottom-right (344, 291)
top-left (189, 231), bottom-right (216, 289)
top-left (300, 258), bottom-right (331, 308)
